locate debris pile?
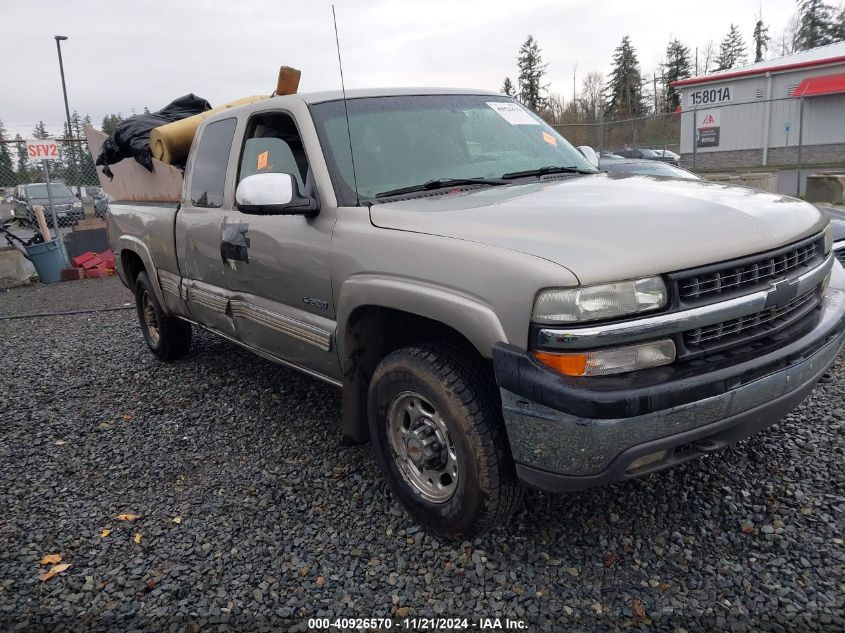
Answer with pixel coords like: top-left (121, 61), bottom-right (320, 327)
top-left (62, 250), bottom-right (117, 280)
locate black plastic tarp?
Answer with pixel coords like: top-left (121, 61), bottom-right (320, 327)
top-left (95, 94), bottom-right (211, 178)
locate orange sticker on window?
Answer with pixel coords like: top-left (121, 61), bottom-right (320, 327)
top-left (542, 131), bottom-right (557, 146)
top-left (257, 151), bottom-right (269, 170)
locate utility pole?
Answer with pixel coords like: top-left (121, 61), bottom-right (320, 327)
top-left (653, 72), bottom-right (658, 114)
top-left (54, 35), bottom-right (79, 197)
top-left (573, 62), bottom-right (577, 107)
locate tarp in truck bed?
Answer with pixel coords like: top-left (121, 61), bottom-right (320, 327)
top-left (95, 94), bottom-right (211, 177)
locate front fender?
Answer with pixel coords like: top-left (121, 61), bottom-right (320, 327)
top-left (336, 274), bottom-right (508, 360)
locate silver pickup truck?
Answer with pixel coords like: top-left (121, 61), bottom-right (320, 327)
top-left (106, 88), bottom-right (845, 537)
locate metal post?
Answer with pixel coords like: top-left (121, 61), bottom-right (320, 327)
top-left (598, 108), bottom-right (604, 155)
top-left (692, 109), bottom-right (697, 170)
top-left (796, 97), bottom-right (804, 197)
top-left (41, 160), bottom-right (69, 265)
top-left (54, 35), bottom-right (79, 197)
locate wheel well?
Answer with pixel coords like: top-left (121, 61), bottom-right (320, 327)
top-left (121, 250), bottom-right (146, 288)
top-left (340, 306), bottom-right (490, 445)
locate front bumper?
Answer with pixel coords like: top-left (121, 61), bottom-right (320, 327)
top-left (493, 288), bottom-right (845, 492)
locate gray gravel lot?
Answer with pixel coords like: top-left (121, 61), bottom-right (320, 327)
top-left (1, 278), bottom-right (843, 632)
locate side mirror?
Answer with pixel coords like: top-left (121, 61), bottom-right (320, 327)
top-left (577, 146), bottom-right (600, 169)
top-left (235, 172), bottom-right (318, 216)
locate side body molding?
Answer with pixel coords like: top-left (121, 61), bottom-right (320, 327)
top-left (336, 274), bottom-right (509, 359)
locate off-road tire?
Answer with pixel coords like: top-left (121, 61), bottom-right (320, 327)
top-left (135, 271), bottom-right (192, 361)
top-left (368, 343), bottom-right (524, 538)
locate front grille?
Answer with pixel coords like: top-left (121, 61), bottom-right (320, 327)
top-left (682, 288), bottom-right (820, 352)
top-left (836, 248), bottom-right (845, 266)
top-left (674, 235), bottom-right (823, 303)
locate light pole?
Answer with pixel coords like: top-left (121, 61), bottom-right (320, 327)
top-left (54, 35), bottom-right (79, 196)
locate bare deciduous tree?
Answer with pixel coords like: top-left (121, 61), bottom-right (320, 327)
top-left (578, 72), bottom-right (605, 122)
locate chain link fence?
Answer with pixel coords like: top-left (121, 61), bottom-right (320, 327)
top-left (553, 112), bottom-right (682, 156)
top-left (0, 138), bottom-right (104, 228)
top-left (553, 95), bottom-right (845, 196)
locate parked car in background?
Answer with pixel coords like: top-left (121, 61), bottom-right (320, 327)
top-left (93, 189), bottom-right (110, 219)
top-left (12, 182), bottom-right (85, 228)
top-left (650, 149), bottom-right (680, 163)
top-left (599, 157), bottom-right (701, 180)
top-left (615, 148), bottom-right (678, 164)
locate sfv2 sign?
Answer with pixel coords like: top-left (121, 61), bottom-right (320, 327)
top-left (26, 140), bottom-right (61, 160)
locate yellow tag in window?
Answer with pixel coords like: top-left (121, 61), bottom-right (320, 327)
top-left (257, 150), bottom-right (269, 170)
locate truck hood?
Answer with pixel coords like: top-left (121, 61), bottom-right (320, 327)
top-left (369, 173), bottom-right (827, 285)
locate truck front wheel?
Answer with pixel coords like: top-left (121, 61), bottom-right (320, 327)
top-left (135, 271), bottom-right (192, 361)
top-left (368, 343), bottom-right (524, 538)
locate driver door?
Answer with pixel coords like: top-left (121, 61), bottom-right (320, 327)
top-left (223, 110), bottom-right (338, 381)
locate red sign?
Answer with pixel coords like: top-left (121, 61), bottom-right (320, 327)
top-left (26, 140), bottom-right (61, 160)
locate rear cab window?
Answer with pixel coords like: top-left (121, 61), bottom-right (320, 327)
top-left (190, 118), bottom-right (237, 208)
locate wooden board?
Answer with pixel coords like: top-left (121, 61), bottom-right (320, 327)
top-left (83, 126), bottom-right (184, 202)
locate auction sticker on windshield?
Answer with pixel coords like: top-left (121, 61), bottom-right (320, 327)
top-left (487, 102), bottom-right (537, 125)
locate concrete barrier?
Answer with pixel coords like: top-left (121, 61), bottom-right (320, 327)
top-left (737, 172), bottom-right (778, 193)
top-left (0, 246), bottom-right (35, 288)
top-left (805, 174), bottom-right (845, 204)
top-left (704, 173), bottom-right (741, 185)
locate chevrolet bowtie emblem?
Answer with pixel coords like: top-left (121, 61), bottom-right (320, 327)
top-left (765, 277), bottom-right (800, 309)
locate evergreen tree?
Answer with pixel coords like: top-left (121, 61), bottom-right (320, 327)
top-left (14, 134), bottom-right (30, 184)
top-left (714, 24), bottom-right (748, 70)
top-left (517, 35), bottom-right (548, 112)
top-left (662, 39), bottom-right (691, 112)
top-left (32, 121), bottom-right (50, 140)
top-left (753, 18), bottom-right (771, 62)
top-left (0, 120), bottom-right (14, 187)
top-left (101, 113), bottom-right (123, 135)
top-left (795, 0), bottom-right (839, 50)
top-left (605, 36), bottom-right (646, 119)
top-left (501, 77), bottom-right (515, 97)
top-left (76, 113), bottom-right (97, 185)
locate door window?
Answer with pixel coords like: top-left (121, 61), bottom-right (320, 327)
top-left (238, 113), bottom-right (308, 191)
top-left (190, 118), bottom-right (236, 208)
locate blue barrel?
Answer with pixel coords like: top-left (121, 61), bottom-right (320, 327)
top-left (24, 238), bottom-right (67, 284)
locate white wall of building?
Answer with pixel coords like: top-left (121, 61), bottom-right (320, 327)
top-left (678, 62), bottom-right (845, 157)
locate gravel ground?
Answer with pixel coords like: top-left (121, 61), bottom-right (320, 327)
top-left (0, 278), bottom-right (843, 632)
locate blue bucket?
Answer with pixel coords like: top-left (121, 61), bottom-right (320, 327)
top-left (24, 238), bottom-right (67, 284)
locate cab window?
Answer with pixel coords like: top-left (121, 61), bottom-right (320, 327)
top-left (190, 118), bottom-right (236, 208)
top-left (238, 112), bottom-right (308, 192)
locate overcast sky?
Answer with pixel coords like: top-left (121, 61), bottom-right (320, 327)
top-left (1, 0), bottom-right (804, 137)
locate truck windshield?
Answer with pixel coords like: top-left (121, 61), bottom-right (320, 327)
top-left (309, 94), bottom-right (597, 205)
top-left (26, 184), bottom-right (75, 198)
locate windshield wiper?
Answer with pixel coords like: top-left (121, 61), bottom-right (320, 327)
top-left (501, 165), bottom-right (594, 180)
top-left (376, 177), bottom-right (508, 198)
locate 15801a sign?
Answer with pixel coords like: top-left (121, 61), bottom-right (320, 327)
top-left (688, 86), bottom-right (732, 106)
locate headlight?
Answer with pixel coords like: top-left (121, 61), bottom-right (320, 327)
top-left (533, 339), bottom-right (676, 376)
top-left (823, 224), bottom-right (833, 255)
top-left (532, 276), bottom-right (667, 324)
top-left (73, 202), bottom-right (82, 209)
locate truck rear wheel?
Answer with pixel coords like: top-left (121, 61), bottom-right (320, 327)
top-left (135, 271), bottom-right (192, 361)
top-left (367, 343), bottom-right (524, 538)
